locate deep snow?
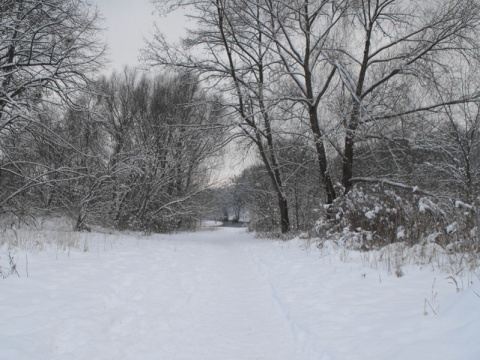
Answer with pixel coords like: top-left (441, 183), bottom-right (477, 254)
top-left (1, 227), bottom-right (479, 359)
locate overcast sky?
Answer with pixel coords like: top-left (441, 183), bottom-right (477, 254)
top-left (94, 0), bottom-right (186, 72)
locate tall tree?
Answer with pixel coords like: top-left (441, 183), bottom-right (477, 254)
top-left (260, 0), bottom-right (349, 204)
top-left (145, 0), bottom-right (292, 232)
top-left (331, 0), bottom-right (480, 193)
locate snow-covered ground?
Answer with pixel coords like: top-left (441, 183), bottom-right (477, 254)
top-left (1, 227), bottom-right (479, 359)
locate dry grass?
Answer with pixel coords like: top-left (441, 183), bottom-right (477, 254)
top-left (312, 238), bottom-right (480, 286)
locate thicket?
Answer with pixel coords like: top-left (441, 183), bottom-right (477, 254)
top-left (1, 69), bottom-right (224, 232)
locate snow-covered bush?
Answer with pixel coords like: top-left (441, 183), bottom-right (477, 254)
top-left (315, 185), bottom-right (479, 251)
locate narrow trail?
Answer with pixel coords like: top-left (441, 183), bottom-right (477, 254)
top-left (1, 228), bottom-right (327, 360)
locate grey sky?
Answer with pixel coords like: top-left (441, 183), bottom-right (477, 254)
top-left (94, 0), bottom-right (186, 72)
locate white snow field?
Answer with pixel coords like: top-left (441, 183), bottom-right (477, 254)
top-left (1, 227), bottom-right (479, 360)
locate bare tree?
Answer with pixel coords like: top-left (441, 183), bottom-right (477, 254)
top-left (145, 0), bottom-right (293, 232)
top-left (144, 0), bottom-right (480, 236)
top-left (413, 71), bottom-right (480, 203)
top-left (330, 0), bottom-right (480, 193)
top-left (0, 0), bottom-right (105, 212)
top-left (258, 0), bottom-right (350, 204)
top-left (93, 69), bottom-right (225, 231)
top-left (0, 0), bottom-right (104, 126)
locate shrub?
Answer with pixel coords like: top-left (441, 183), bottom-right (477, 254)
top-left (315, 185), bottom-right (479, 251)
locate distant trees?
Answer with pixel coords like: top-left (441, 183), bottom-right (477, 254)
top-left (95, 69), bottom-right (225, 231)
top-left (50, 69), bottom-right (225, 231)
top-left (1, 66), bottom-right (225, 230)
top-left (217, 137), bottom-right (321, 232)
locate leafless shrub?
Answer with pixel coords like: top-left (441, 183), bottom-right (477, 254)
top-left (316, 185), bottom-right (478, 254)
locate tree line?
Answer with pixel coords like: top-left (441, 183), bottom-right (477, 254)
top-left (1, 0), bottom-right (224, 231)
top-left (1, 0), bottom-right (480, 250)
top-left (145, 0), bottom-right (480, 249)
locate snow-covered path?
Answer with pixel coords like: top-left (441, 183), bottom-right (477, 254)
top-left (1, 227), bottom-right (479, 359)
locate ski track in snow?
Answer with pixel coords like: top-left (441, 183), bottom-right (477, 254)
top-left (1, 227), bottom-right (479, 359)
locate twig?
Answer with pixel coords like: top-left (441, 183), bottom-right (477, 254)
top-left (25, 253), bottom-right (29, 278)
top-left (9, 253), bottom-right (20, 277)
top-left (424, 298), bottom-right (438, 316)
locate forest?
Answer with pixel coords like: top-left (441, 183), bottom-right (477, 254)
top-left (1, 0), bottom-right (480, 252)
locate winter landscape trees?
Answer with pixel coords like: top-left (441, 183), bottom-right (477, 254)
top-left (145, 0), bottom-right (480, 246)
top-left (94, 69), bottom-right (225, 231)
top-left (0, 0), bottom-right (104, 215)
top-left (0, 0), bottom-right (225, 232)
top-left (2, 3), bottom-right (480, 357)
top-left (1, 0), bottom-right (480, 246)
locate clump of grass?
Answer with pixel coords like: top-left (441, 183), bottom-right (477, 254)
top-left (0, 252), bottom-right (19, 278)
top-left (255, 230), bottom-right (302, 241)
top-left (310, 236), bottom-right (478, 280)
top-left (424, 278), bottom-right (439, 316)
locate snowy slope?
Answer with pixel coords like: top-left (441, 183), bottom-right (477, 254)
top-left (1, 227), bottom-right (479, 359)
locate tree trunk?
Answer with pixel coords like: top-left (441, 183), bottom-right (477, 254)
top-left (342, 124), bottom-right (356, 193)
top-left (277, 193), bottom-right (290, 234)
top-left (257, 140), bottom-right (291, 233)
top-left (308, 105), bottom-right (336, 204)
